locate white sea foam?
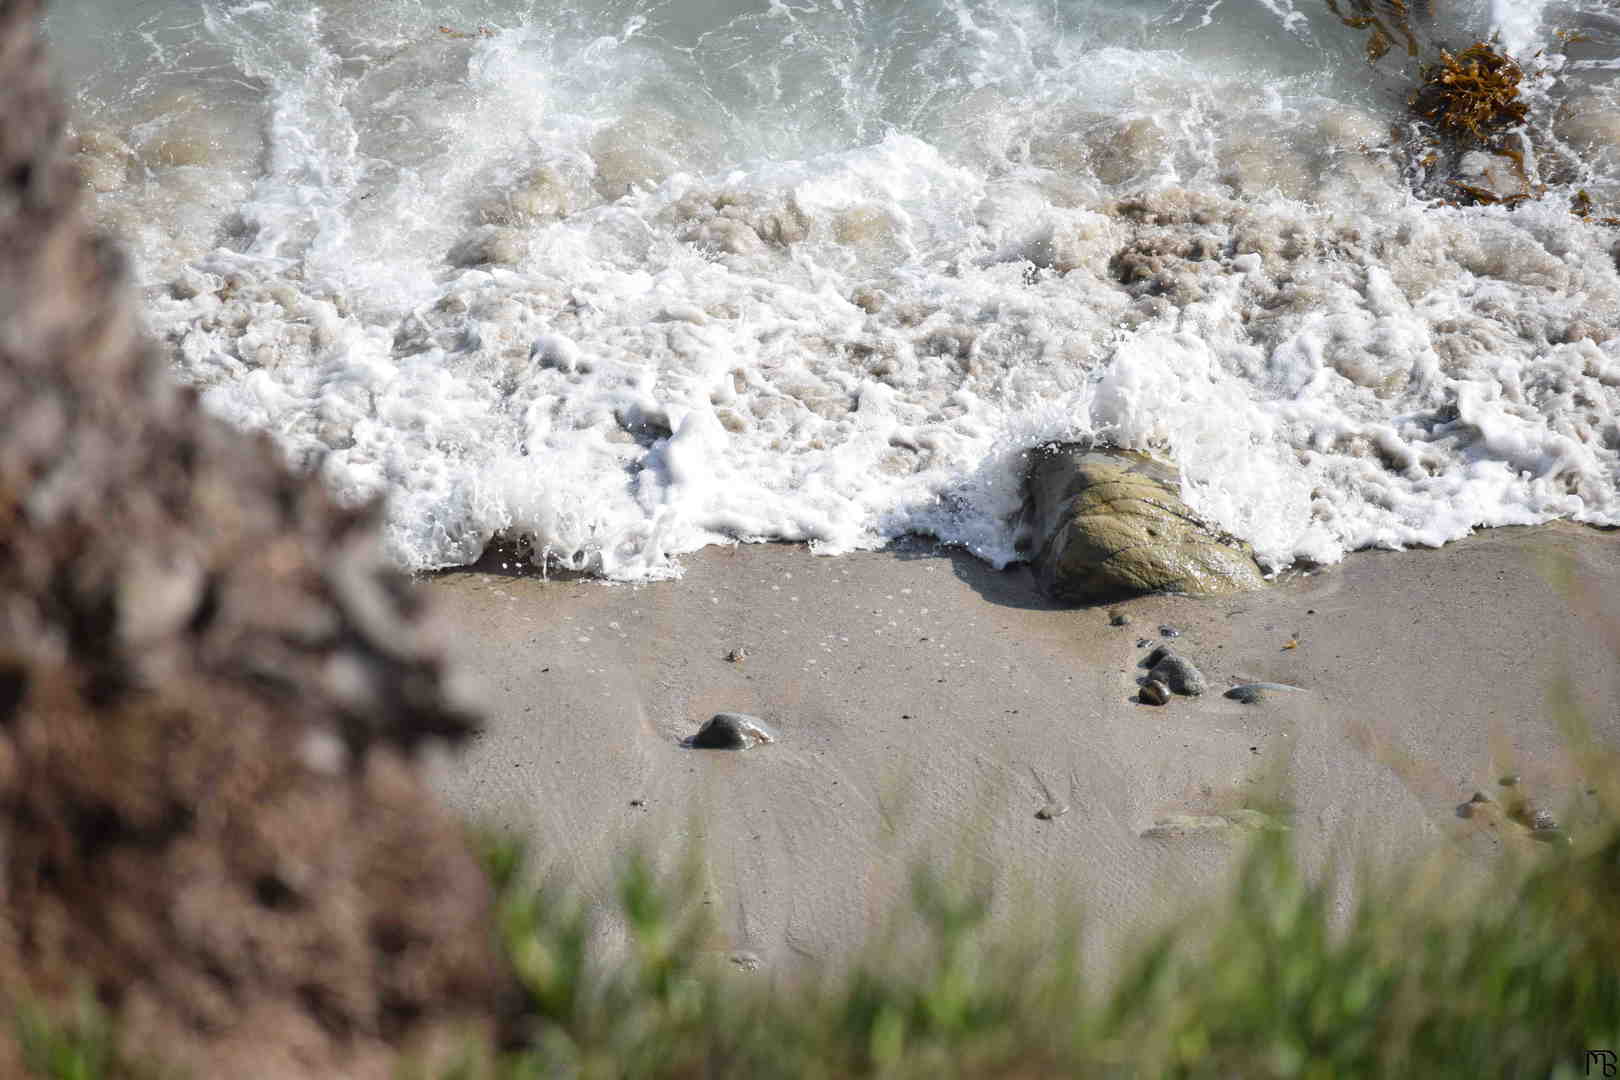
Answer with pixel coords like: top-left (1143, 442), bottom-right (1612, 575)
top-left (49, 0), bottom-right (1620, 579)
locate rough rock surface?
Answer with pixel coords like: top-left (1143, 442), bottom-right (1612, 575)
top-left (1022, 444), bottom-right (1266, 603)
top-left (0, 3), bottom-right (510, 1075)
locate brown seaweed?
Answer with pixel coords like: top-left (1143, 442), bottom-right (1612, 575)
top-left (1410, 41), bottom-right (1529, 141)
top-left (1326, 0), bottom-right (1422, 62)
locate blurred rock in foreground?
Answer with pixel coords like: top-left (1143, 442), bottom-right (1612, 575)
top-left (0, 2), bottom-right (508, 1075)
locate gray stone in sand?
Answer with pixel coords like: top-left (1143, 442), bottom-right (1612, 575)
top-left (1225, 681), bottom-right (1307, 703)
top-left (1149, 653), bottom-right (1206, 696)
top-left (1021, 444), bottom-right (1266, 603)
top-left (690, 712), bottom-right (775, 750)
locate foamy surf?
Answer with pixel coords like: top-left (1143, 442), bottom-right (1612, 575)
top-left (50, 0), bottom-right (1620, 579)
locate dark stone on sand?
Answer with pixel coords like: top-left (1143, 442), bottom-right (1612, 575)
top-left (690, 712), bottom-right (775, 750)
top-left (1144, 645), bottom-right (1172, 668)
top-left (1225, 685), bottom-right (1266, 704)
top-left (1469, 791), bottom-right (1492, 804)
top-left (1149, 653), bottom-right (1206, 696)
top-left (1500, 774), bottom-right (1521, 787)
top-left (1159, 624), bottom-right (1180, 638)
top-left (1139, 680), bottom-right (1170, 706)
top-left (1021, 444), bottom-right (1265, 603)
top-left (1109, 611), bottom-right (1131, 626)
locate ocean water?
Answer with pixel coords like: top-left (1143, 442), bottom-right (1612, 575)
top-left (47, 0), bottom-right (1620, 579)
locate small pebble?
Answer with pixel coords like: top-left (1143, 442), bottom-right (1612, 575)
top-left (1529, 808), bottom-right (1558, 832)
top-left (1469, 791), bottom-right (1491, 805)
top-left (1139, 680), bottom-right (1170, 706)
top-left (630, 798), bottom-right (645, 808)
top-left (1136, 637), bottom-right (1152, 648)
top-left (1109, 611), bottom-right (1131, 627)
top-left (1225, 685), bottom-right (1266, 705)
top-left (1159, 625), bottom-right (1180, 638)
top-left (1499, 774), bottom-right (1520, 788)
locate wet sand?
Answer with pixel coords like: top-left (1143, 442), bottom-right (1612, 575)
top-left (422, 522), bottom-right (1620, 973)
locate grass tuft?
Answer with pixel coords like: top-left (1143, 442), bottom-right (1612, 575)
top-left (453, 811), bottom-right (1620, 1078)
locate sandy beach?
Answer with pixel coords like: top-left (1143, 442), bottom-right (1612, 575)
top-left (424, 522), bottom-right (1620, 973)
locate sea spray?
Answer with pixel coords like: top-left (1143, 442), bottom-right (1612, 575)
top-left (49, 0), bottom-right (1620, 578)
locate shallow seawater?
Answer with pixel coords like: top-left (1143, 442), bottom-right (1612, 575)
top-left (46, 0), bottom-right (1620, 579)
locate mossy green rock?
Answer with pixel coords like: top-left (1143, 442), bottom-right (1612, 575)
top-left (1023, 445), bottom-right (1265, 603)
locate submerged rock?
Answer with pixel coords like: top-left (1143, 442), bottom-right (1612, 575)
top-left (477, 165), bottom-right (586, 226)
top-left (1021, 444), bottom-right (1266, 604)
top-left (448, 225), bottom-right (529, 267)
top-left (1454, 148), bottom-right (1526, 204)
top-left (1142, 808), bottom-right (1283, 839)
top-left (1149, 652), bottom-right (1206, 696)
top-left (690, 712), bottom-right (775, 750)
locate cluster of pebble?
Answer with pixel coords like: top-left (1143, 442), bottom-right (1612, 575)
top-left (1113, 617), bottom-right (1209, 707)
